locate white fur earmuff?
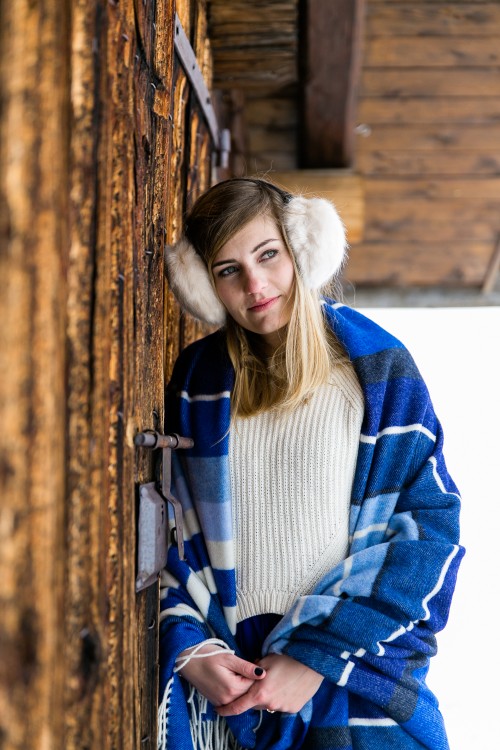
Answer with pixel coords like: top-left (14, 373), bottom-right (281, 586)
top-left (165, 192), bottom-right (347, 327)
top-left (283, 196), bottom-right (347, 289)
top-left (165, 237), bottom-right (227, 326)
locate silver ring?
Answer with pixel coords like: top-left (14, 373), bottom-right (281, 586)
top-left (266, 709), bottom-right (275, 714)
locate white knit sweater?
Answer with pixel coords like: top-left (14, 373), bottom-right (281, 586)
top-left (229, 363), bottom-right (364, 623)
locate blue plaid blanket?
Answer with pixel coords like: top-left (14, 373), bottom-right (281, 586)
top-left (159, 302), bottom-right (464, 749)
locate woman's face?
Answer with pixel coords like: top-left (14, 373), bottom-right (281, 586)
top-left (211, 214), bottom-right (295, 351)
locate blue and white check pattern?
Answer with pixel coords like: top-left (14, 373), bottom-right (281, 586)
top-left (159, 302), bottom-right (464, 750)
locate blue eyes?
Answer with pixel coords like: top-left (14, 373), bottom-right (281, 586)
top-left (219, 265), bottom-right (238, 278)
top-left (262, 249), bottom-right (278, 260)
top-left (217, 249), bottom-right (278, 278)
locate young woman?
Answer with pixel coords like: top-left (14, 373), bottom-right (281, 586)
top-left (158, 178), bottom-right (463, 750)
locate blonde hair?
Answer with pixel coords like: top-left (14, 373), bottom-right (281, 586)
top-left (185, 178), bottom-right (346, 417)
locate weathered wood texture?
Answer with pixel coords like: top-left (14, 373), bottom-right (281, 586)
top-left (208, 0), bottom-right (500, 290)
top-left (0, 2), bottom-right (69, 748)
top-left (208, 0), bottom-right (300, 175)
top-left (209, 0), bottom-right (297, 88)
top-left (348, 0), bottom-right (500, 288)
top-left (301, 0), bottom-right (366, 168)
top-left (0, 0), bottom-right (214, 748)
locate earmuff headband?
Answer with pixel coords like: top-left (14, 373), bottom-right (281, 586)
top-left (165, 180), bottom-right (348, 326)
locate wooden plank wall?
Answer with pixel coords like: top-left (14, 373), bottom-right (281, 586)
top-left (168, 0), bottom-right (213, 354)
top-left (348, 0), bottom-right (500, 287)
top-left (209, 0), bottom-right (299, 174)
top-left (0, 0), bottom-right (213, 748)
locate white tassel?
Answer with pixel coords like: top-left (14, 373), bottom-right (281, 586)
top-left (159, 639), bottom-right (263, 749)
top-left (174, 638), bottom-right (235, 673)
top-left (158, 676), bottom-right (174, 750)
top-left (187, 685), bottom-right (243, 750)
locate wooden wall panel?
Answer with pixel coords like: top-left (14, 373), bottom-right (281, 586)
top-left (63, 0), bottom-right (179, 748)
top-left (164, 7), bottom-right (216, 355)
top-left (358, 96), bottom-right (500, 125)
top-left (357, 151), bottom-right (500, 176)
top-left (209, 0), bottom-right (297, 88)
top-left (365, 199), bottom-right (499, 242)
top-left (365, 3), bottom-right (500, 37)
top-left (366, 36), bottom-right (500, 66)
top-left (349, 0), bottom-right (500, 289)
top-left (347, 242), bottom-right (492, 286)
top-left (0, 0), bottom-right (210, 748)
top-left (0, 1), bottom-right (69, 747)
top-left (361, 68), bottom-right (500, 97)
top-left (208, 0), bottom-right (299, 174)
top-left (64, 2), bottom-right (105, 746)
top-left (364, 177), bottom-right (500, 200)
top-left (133, 3), bottom-right (176, 747)
top-left (180, 98), bottom-right (212, 346)
top-left (164, 59), bottom-right (188, 379)
top-left (358, 124), bottom-right (500, 151)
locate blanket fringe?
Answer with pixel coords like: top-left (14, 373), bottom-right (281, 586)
top-left (187, 686), bottom-right (243, 750)
top-left (158, 676), bottom-right (174, 750)
top-left (158, 677), bottom-right (245, 750)
top-left (158, 637), bottom-right (263, 749)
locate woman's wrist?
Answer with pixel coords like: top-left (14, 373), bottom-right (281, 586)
top-left (175, 638), bottom-right (235, 677)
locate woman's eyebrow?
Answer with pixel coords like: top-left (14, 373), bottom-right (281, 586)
top-left (212, 238), bottom-right (279, 268)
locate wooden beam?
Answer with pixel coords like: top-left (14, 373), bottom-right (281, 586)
top-left (300, 0), bottom-right (365, 168)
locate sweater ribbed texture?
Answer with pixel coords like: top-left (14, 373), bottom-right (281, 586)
top-left (229, 363), bottom-right (364, 622)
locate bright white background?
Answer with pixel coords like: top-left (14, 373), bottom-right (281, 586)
top-left (359, 306), bottom-right (500, 749)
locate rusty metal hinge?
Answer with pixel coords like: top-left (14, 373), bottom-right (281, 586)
top-left (134, 431), bottom-right (193, 592)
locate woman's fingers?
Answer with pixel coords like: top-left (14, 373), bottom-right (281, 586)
top-left (178, 648), bottom-right (266, 706)
top-left (226, 654), bottom-right (267, 680)
top-left (216, 683), bottom-right (268, 716)
top-left (216, 653), bottom-right (324, 716)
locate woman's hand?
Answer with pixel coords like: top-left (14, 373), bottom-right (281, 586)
top-left (215, 653), bottom-right (324, 716)
top-left (178, 645), bottom-right (267, 707)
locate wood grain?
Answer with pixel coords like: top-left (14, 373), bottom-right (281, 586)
top-left (209, 1), bottom-right (298, 89)
top-left (357, 96), bottom-right (500, 125)
top-left (365, 36), bottom-right (500, 67)
top-left (364, 177), bottom-right (500, 200)
top-left (346, 240), bottom-right (493, 286)
top-left (357, 149), bottom-right (500, 176)
top-left (0, 0), bottom-right (69, 747)
top-left (0, 0), bottom-right (197, 748)
top-left (365, 198), bottom-right (499, 242)
top-left (357, 1), bottom-right (500, 288)
top-left (357, 123), bottom-right (500, 151)
top-left (361, 68), bottom-right (500, 97)
top-left (366, 4), bottom-right (500, 37)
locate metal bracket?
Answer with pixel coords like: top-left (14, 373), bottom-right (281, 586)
top-left (173, 13), bottom-right (231, 167)
top-left (134, 431), bottom-right (194, 592)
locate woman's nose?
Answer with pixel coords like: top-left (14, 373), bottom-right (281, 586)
top-left (243, 267), bottom-right (267, 294)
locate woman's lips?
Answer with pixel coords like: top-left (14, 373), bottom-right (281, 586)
top-left (247, 296), bottom-right (279, 312)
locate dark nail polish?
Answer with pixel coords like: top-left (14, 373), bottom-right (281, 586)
top-left (254, 667), bottom-right (264, 676)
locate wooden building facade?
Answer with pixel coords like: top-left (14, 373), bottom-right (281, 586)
top-left (1, 1), bottom-right (499, 749)
top-left (211, 0), bottom-right (500, 298)
top-left (0, 0), bottom-right (215, 748)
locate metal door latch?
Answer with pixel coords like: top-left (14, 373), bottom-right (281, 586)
top-left (134, 431), bottom-right (193, 592)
